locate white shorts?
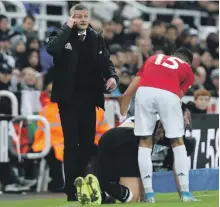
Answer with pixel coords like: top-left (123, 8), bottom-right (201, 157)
top-left (134, 87), bottom-right (184, 138)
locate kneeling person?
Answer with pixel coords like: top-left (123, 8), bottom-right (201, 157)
top-left (97, 116), bottom-right (197, 203)
top-left (74, 115), bottom-right (197, 205)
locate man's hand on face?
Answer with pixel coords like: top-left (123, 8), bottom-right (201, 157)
top-left (67, 14), bottom-right (76, 28)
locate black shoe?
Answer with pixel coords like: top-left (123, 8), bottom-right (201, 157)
top-left (102, 195), bottom-right (116, 204)
top-left (67, 194), bottom-right (77, 202)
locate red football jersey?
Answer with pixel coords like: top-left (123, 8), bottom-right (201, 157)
top-left (136, 54), bottom-right (194, 98)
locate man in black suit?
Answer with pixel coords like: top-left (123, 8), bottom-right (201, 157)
top-left (46, 4), bottom-right (118, 202)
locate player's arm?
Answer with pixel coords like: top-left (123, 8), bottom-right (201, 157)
top-left (180, 66), bottom-right (194, 98)
top-left (119, 65), bottom-right (144, 116)
top-left (120, 76), bottom-right (140, 116)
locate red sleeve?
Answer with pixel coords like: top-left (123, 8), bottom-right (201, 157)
top-left (136, 64), bottom-right (144, 76)
top-left (180, 65), bottom-right (194, 94)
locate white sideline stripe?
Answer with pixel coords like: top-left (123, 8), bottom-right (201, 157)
top-left (46, 194), bottom-right (219, 207)
top-left (194, 194), bottom-right (219, 198)
top-left (161, 193), bottom-right (219, 200)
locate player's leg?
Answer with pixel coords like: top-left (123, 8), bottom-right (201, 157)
top-left (156, 89), bottom-right (193, 201)
top-left (161, 135), bottom-right (199, 201)
top-left (176, 137), bottom-right (199, 201)
top-left (118, 140), bottom-right (144, 202)
top-left (138, 138), bottom-right (154, 196)
top-left (97, 143), bottom-right (132, 203)
top-left (116, 141), bottom-right (142, 203)
top-left (120, 178), bottom-right (143, 202)
top-left (134, 87), bottom-right (157, 203)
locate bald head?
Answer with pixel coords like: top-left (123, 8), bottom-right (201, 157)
top-left (196, 66), bottom-right (207, 85)
top-left (90, 19), bottom-right (103, 33)
top-left (131, 18), bottom-right (143, 33)
top-left (171, 17), bottom-right (184, 34)
top-left (197, 66), bottom-right (206, 75)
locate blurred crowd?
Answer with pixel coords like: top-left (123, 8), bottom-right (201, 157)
top-left (0, 1), bottom-right (219, 194)
top-left (92, 17), bottom-right (219, 97)
top-left (0, 6), bottom-right (219, 102)
top-left (138, 0), bottom-right (219, 14)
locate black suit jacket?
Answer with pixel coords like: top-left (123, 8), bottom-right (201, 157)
top-left (46, 24), bottom-right (118, 109)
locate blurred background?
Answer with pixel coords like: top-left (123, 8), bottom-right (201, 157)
top-left (0, 0), bottom-right (219, 194)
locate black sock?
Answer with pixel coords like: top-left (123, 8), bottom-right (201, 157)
top-left (102, 182), bottom-right (130, 203)
top-left (101, 192), bottom-right (116, 204)
top-left (119, 186), bottom-right (130, 203)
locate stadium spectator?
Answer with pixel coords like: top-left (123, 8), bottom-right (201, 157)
top-left (0, 62), bottom-right (13, 114)
top-left (151, 20), bottom-right (174, 55)
top-left (112, 19), bottom-right (125, 45)
top-left (206, 32), bottom-right (219, 60)
top-left (1, 34), bottom-right (12, 55)
top-left (94, 108), bottom-right (111, 146)
top-left (139, 24), bottom-right (151, 39)
top-left (0, 35), bottom-right (15, 68)
top-left (109, 44), bottom-right (123, 73)
top-left (109, 45), bottom-right (134, 95)
top-left (186, 66), bottom-right (207, 95)
top-left (124, 18), bottom-right (143, 46)
top-left (188, 89), bottom-right (211, 114)
top-left (0, 15), bottom-right (9, 36)
top-left (10, 68), bottom-right (21, 92)
top-left (0, 161), bottom-right (30, 193)
top-left (20, 67), bottom-right (37, 90)
top-left (171, 17), bottom-right (185, 36)
top-left (103, 21), bottom-right (115, 50)
top-left (23, 49), bottom-right (42, 72)
top-left (90, 19), bottom-right (103, 33)
top-left (14, 40), bottom-right (26, 69)
top-left (13, 15), bottom-right (36, 39)
top-left (192, 52), bottom-right (201, 69)
top-left (200, 51), bottom-right (213, 72)
top-left (32, 82), bottom-right (64, 192)
top-left (9, 15), bottom-right (37, 53)
top-left (198, 1), bottom-right (219, 14)
top-left (26, 36), bottom-right (40, 51)
top-left (0, 62), bottom-right (12, 89)
top-left (35, 73), bottom-right (43, 91)
top-left (166, 24), bottom-right (178, 53)
top-left (136, 36), bottom-right (153, 64)
top-left (209, 69), bottom-right (219, 97)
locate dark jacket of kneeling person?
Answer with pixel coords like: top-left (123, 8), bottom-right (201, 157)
top-left (46, 24), bottom-right (118, 109)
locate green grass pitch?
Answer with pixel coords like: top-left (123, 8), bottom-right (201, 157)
top-left (0, 191), bottom-right (218, 207)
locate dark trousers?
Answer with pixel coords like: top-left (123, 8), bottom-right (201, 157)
top-left (46, 149), bottom-right (64, 190)
top-left (0, 162), bottom-right (18, 186)
top-left (97, 146), bottom-right (127, 203)
top-left (58, 100), bottom-right (96, 197)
